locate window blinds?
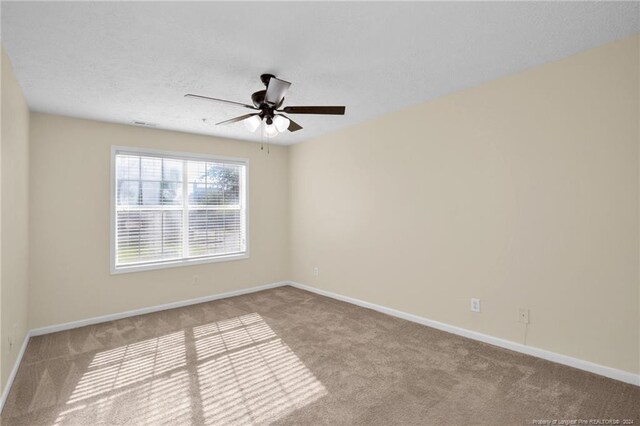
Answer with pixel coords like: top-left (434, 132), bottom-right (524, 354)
top-left (114, 150), bottom-right (247, 270)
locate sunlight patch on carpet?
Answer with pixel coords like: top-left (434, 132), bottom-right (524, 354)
top-left (53, 313), bottom-right (326, 425)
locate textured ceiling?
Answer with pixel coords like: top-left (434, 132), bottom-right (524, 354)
top-left (1, 2), bottom-right (639, 145)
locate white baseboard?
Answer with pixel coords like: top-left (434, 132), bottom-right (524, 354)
top-left (1, 330), bottom-right (31, 413)
top-left (1, 280), bottom-right (288, 412)
top-left (287, 281), bottom-right (640, 387)
top-left (30, 281), bottom-right (288, 336)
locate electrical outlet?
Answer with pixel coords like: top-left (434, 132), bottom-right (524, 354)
top-left (470, 298), bottom-right (481, 313)
top-left (518, 308), bottom-right (530, 324)
top-left (313, 267), bottom-right (319, 277)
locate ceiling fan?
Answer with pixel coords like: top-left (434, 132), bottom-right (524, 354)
top-left (185, 74), bottom-right (346, 137)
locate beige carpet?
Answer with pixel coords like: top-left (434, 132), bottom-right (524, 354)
top-left (2, 286), bottom-right (638, 425)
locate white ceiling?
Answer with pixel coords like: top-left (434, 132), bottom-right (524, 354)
top-left (2, 2), bottom-right (639, 145)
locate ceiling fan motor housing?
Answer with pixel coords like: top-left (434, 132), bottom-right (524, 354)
top-left (251, 90), bottom-right (267, 108)
top-left (251, 91), bottom-right (274, 122)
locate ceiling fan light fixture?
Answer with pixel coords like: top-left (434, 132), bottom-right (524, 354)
top-left (273, 115), bottom-right (290, 132)
top-left (244, 115), bottom-right (262, 132)
top-left (263, 122), bottom-right (278, 138)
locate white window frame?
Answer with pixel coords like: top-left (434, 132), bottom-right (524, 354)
top-left (110, 146), bottom-right (249, 274)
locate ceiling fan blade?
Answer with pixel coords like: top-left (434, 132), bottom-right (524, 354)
top-left (281, 106), bottom-right (345, 115)
top-left (283, 115), bottom-right (303, 132)
top-left (265, 77), bottom-right (291, 106)
top-left (185, 94), bottom-right (258, 110)
top-left (215, 113), bottom-right (259, 126)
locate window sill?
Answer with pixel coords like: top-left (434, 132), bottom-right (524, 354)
top-left (110, 252), bottom-right (250, 275)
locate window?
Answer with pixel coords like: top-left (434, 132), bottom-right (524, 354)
top-left (111, 147), bottom-right (248, 273)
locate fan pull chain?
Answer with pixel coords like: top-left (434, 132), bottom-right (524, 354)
top-left (259, 121), bottom-right (270, 154)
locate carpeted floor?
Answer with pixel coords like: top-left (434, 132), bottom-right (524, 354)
top-left (2, 286), bottom-right (638, 425)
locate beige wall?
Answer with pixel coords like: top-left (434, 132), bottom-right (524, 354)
top-left (290, 35), bottom-right (640, 374)
top-left (29, 114), bottom-right (289, 328)
top-left (1, 47), bottom-right (30, 389)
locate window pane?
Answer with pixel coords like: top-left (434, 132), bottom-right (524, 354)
top-left (188, 210), bottom-right (208, 257)
top-left (187, 161), bottom-right (207, 205)
top-left (208, 163), bottom-right (239, 206)
top-left (141, 181), bottom-right (161, 205)
top-left (187, 161), bottom-right (206, 182)
top-left (117, 210), bottom-right (183, 264)
top-left (138, 211), bottom-right (163, 261)
top-left (208, 210), bottom-right (225, 253)
top-left (117, 211), bottom-right (141, 264)
top-left (163, 159), bottom-right (183, 182)
top-left (141, 157), bottom-right (162, 181)
top-left (187, 208), bottom-right (243, 257)
top-left (162, 211), bottom-right (183, 259)
top-left (188, 162), bottom-right (241, 206)
top-left (117, 181), bottom-right (139, 205)
top-left (224, 184), bottom-right (240, 205)
top-left (116, 155), bottom-right (140, 180)
top-left (203, 184), bottom-right (223, 206)
top-left (223, 210), bottom-right (242, 253)
top-left (161, 182), bottom-right (182, 205)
